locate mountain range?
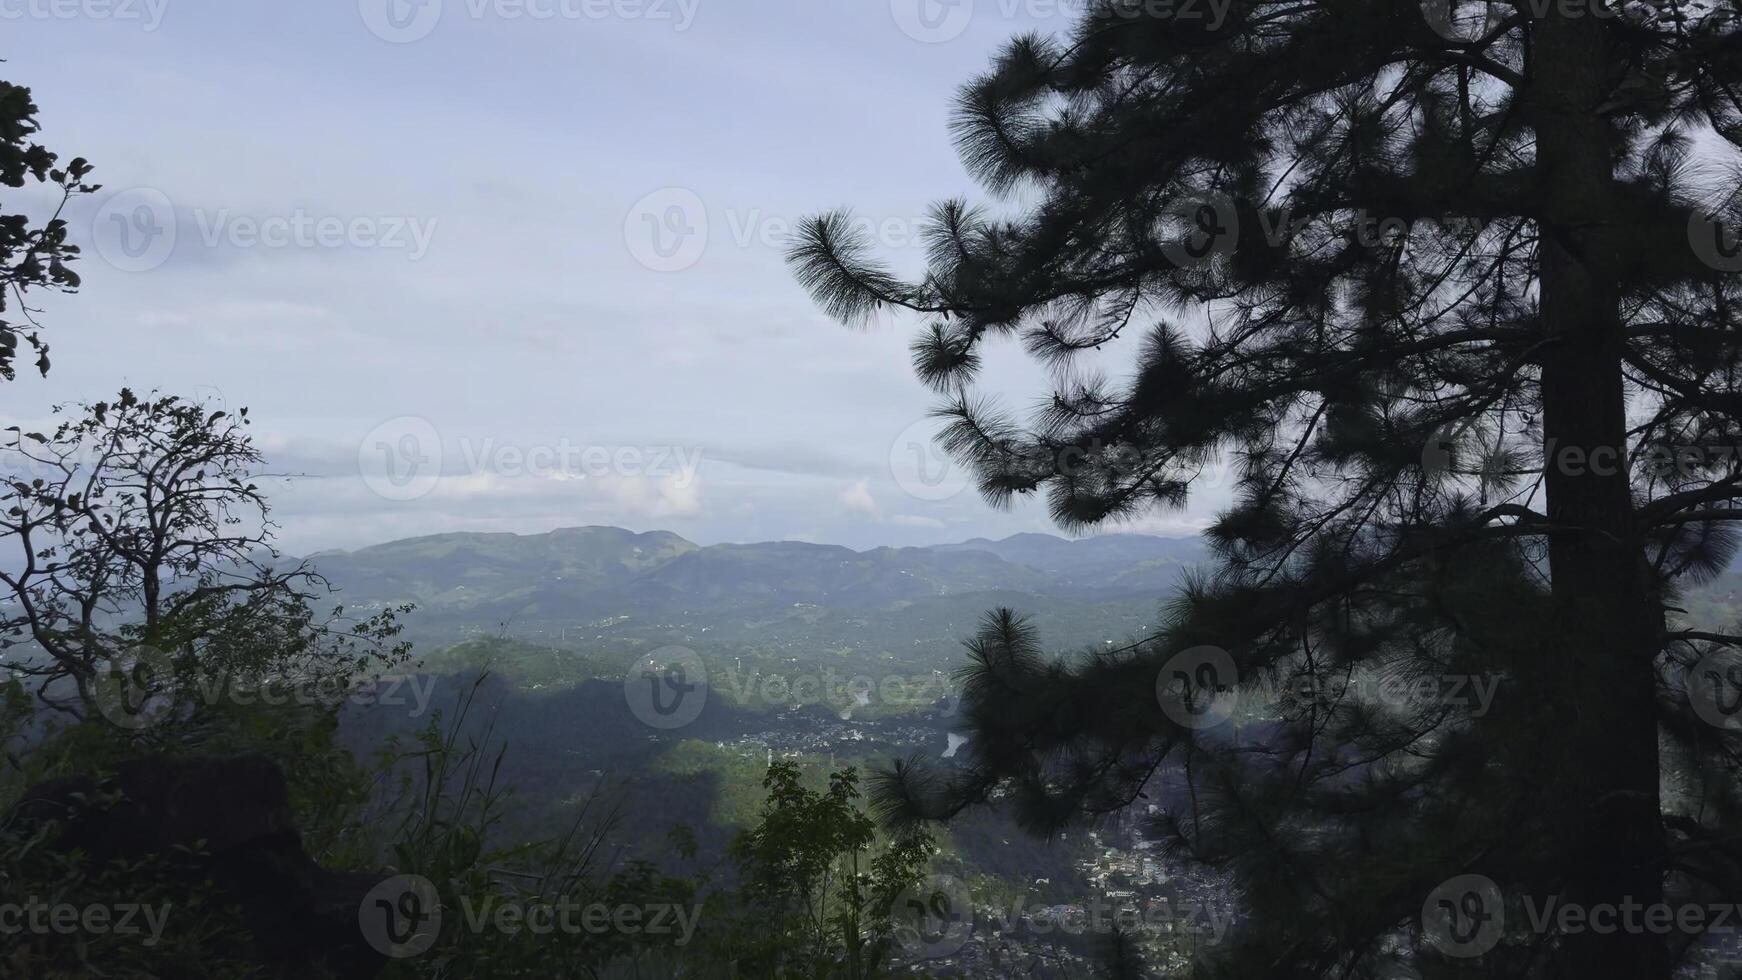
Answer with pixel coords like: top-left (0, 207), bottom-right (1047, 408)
top-left (302, 527), bottom-right (1206, 652)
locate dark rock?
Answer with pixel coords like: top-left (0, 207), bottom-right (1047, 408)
top-left (12, 754), bottom-right (391, 980)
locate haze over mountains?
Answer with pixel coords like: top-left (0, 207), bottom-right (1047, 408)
top-left (302, 526), bottom-right (1206, 651)
top-left (307, 527), bottom-right (1210, 878)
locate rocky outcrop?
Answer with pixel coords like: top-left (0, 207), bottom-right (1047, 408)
top-left (13, 754), bottom-right (392, 979)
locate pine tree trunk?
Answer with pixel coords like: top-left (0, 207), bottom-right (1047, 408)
top-left (1532, 9), bottom-right (1668, 979)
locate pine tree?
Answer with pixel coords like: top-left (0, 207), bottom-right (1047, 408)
top-left (792, 2), bottom-right (1742, 977)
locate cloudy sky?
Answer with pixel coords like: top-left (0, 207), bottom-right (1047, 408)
top-left (4, 0), bottom-right (1223, 554)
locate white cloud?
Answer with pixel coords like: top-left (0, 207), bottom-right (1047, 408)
top-left (838, 479), bottom-right (879, 518)
top-left (615, 473), bottom-right (704, 519)
top-left (10, 6), bottom-right (1200, 556)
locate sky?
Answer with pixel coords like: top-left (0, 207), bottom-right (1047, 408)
top-left (2, 0), bottom-right (1225, 555)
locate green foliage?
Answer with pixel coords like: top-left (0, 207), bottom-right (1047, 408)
top-left (419, 636), bottom-right (612, 691)
top-left (0, 76), bottom-right (92, 381)
top-left (0, 674), bottom-right (28, 787)
top-left (713, 761), bottom-right (934, 979)
top-left (341, 676), bottom-right (701, 979)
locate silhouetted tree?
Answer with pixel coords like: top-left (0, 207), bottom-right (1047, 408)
top-left (1096, 925), bottom-right (1150, 980)
top-left (0, 75), bottom-right (92, 380)
top-left (795, 2), bottom-right (1742, 977)
top-left (0, 388), bottom-right (409, 725)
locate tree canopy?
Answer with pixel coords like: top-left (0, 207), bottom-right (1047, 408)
top-left (794, 2), bottom-right (1742, 976)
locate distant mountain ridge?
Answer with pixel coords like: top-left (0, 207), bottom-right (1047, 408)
top-left (300, 527), bottom-right (1204, 648)
top-left (306, 526), bottom-right (1199, 604)
top-left (304, 526), bottom-right (698, 607)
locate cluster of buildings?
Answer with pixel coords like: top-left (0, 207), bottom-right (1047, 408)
top-left (715, 712), bottom-right (950, 767)
top-left (893, 820), bottom-right (1239, 978)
